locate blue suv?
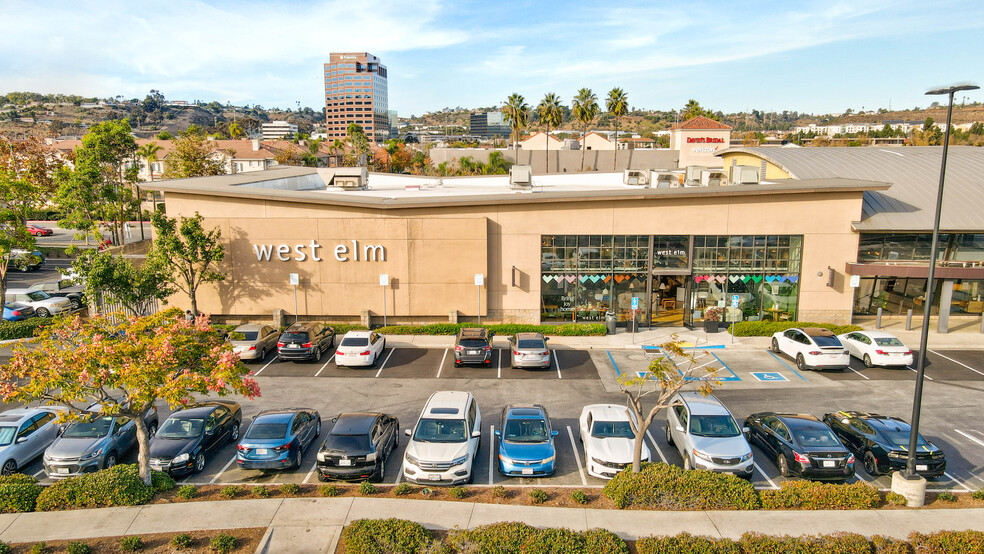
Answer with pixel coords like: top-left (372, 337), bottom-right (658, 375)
top-left (495, 404), bottom-right (557, 477)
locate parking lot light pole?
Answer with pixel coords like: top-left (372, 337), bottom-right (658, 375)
top-left (899, 83), bottom-right (979, 496)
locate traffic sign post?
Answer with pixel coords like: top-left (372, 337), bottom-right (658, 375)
top-left (289, 273), bottom-right (299, 323)
top-left (475, 274), bottom-right (484, 325)
top-left (379, 274), bottom-right (389, 327)
top-left (730, 294), bottom-right (740, 343)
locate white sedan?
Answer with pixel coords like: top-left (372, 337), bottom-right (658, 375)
top-left (578, 404), bottom-right (650, 480)
top-left (334, 331), bottom-right (386, 367)
top-left (837, 330), bottom-right (913, 368)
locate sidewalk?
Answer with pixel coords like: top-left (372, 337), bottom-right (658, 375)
top-left (1, 498), bottom-right (982, 554)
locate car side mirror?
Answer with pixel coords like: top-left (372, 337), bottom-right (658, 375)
top-left (544, 337), bottom-right (550, 341)
top-left (551, 430), bottom-right (559, 437)
top-left (675, 425), bottom-right (684, 433)
top-left (471, 430), bottom-right (482, 438)
top-left (404, 428), bottom-right (412, 437)
top-left (841, 419), bottom-right (850, 425)
top-left (742, 426), bottom-right (750, 438)
top-left (15, 436), bottom-right (27, 444)
top-left (57, 427), bottom-right (64, 437)
top-left (494, 430), bottom-right (501, 436)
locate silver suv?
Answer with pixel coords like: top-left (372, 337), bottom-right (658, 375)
top-left (665, 392), bottom-right (753, 479)
top-left (43, 403), bottom-right (158, 479)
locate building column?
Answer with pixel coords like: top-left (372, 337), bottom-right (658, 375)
top-left (937, 280), bottom-right (954, 334)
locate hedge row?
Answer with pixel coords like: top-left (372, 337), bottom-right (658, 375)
top-left (761, 480), bottom-right (881, 510)
top-left (35, 465), bottom-right (175, 511)
top-left (729, 321), bottom-right (862, 337)
top-left (637, 530), bottom-right (984, 554)
top-left (0, 318), bottom-right (49, 341)
top-left (374, 323), bottom-right (606, 336)
top-left (602, 462), bottom-right (760, 510)
top-left (0, 474), bottom-right (43, 513)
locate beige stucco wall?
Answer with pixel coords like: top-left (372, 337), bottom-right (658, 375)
top-left (671, 128), bottom-right (731, 168)
top-left (162, 188), bottom-right (862, 324)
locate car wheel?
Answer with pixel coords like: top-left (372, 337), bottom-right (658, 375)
top-left (778, 454), bottom-right (790, 477)
top-left (70, 298), bottom-right (84, 310)
top-left (863, 451), bottom-right (881, 476)
top-left (863, 354), bottom-right (873, 368)
top-left (372, 461), bottom-right (385, 483)
top-left (105, 452), bottom-right (118, 469)
top-left (1, 459), bottom-right (16, 476)
top-left (664, 424), bottom-right (675, 446)
top-left (229, 422), bottom-right (240, 443)
top-left (391, 428), bottom-right (399, 452)
top-left (148, 422), bottom-right (158, 437)
top-left (771, 338), bottom-right (780, 353)
top-left (294, 449), bottom-right (303, 470)
top-left (683, 456), bottom-right (692, 471)
top-left (194, 452), bottom-right (206, 473)
top-left (315, 419), bottom-right (321, 438)
top-left (796, 354), bottom-right (808, 371)
top-left (258, 348), bottom-right (266, 363)
top-left (36, 308), bottom-right (51, 318)
top-left (314, 347), bottom-right (322, 363)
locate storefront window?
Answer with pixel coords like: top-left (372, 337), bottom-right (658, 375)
top-left (853, 277), bottom-right (929, 315)
top-left (951, 235), bottom-right (984, 263)
top-left (949, 279), bottom-right (984, 314)
top-left (652, 236), bottom-right (688, 269)
top-left (856, 233), bottom-right (949, 262)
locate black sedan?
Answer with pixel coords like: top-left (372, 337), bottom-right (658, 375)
top-left (317, 412), bottom-right (399, 483)
top-left (149, 401), bottom-right (242, 476)
top-left (822, 411), bottom-right (946, 479)
top-left (745, 412), bottom-right (854, 481)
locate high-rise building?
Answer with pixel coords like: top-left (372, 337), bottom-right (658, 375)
top-left (324, 52), bottom-right (389, 142)
top-left (469, 111), bottom-right (510, 139)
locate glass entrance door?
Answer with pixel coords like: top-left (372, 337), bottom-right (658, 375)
top-left (651, 275), bottom-right (686, 326)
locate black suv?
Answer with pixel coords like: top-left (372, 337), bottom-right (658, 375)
top-left (277, 323), bottom-right (335, 362)
top-left (453, 327), bottom-right (493, 367)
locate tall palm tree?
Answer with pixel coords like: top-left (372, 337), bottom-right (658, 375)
top-left (537, 93), bottom-right (563, 173)
top-left (606, 87), bottom-right (628, 170)
top-left (571, 88), bottom-right (599, 172)
top-left (135, 142), bottom-right (162, 181)
top-left (502, 93), bottom-right (530, 162)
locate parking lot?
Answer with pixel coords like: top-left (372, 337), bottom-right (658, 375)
top-left (9, 342), bottom-right (984, 494)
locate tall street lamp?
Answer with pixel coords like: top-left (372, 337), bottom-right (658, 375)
top-left (893, 82), bottom-right (979, 506)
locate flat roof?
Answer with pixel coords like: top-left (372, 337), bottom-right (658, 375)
top-left (142, 166), bottom-right (888, 210)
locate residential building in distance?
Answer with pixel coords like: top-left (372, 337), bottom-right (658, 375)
top-left (581, 131), bottom-right (615, 151)
top-left (261, 120), bottom-right (299, 140)
top-left (520, 131), bottom-right (564, 150)
top-left (324, 52), bottom-right (389, 142)
top-left (469, 111), bottom-right (510, 139)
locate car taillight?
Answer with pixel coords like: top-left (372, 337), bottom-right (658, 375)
top-left (11, 310), bottom-right (21, 316)
top-left (541, 351), bottom-right (550, 356)
top-left (237, 444), bottom-right (247, 451)
top-left (454, 345), bottom-right (465, 351)
top-left (793, 451), bottom-right (810, 464)
top-left (876, 350), bottom-right (886, 355)
top-left (847, 454), bottom-right (855, 464)
top-left (903, 350), bottom-right (912, 355)
top-left (360, 350), bottom-right (371, 356)
top-left (248, 346), bottom-right (256, 351)
top-left (513, 350), bottom-right (521, 355)
top-left (277, 342), bottom-right (285, 348)
top-left (302, 342), bottom-right (313, 348)
top-left (273, 444), bottom-right (291, 452)
top-left (808, 351), bottom-right (822, 356)
top-left (483, 345), bottom-right (491, 351)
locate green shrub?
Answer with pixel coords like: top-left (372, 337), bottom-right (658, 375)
top-left (29, 542), bottom-right (47, 554)
top-left (0, 318), bottom-right (49, 340)
top-left (972, 489), bottom-right (984, 501)
top-left (280, 483), bottom-right (300, 496)
top-left (393, 483), bottom-right (413, 496)
top-left (491, 485), bottom-right (508, 499)
top-left (582, 528), bottom-right (629, 554)
top-left (602, 462), bottom-right (760, 510)
top-left (760, 480), bottom-right (880, 510)
top-left (35, 465), bottom-right (168, 511)
top-left (320, 484), bottom-right (339, 497)
top-left (936, 491), bottom-right (957, 502)
top-left (730, 321), bottom-right (862, 337)
top-left (170, 533), bottom-right (193, 549)
top-left (524, 528), bottom-right (586, 554)
top-left (176, 484), bottom-right (198, 500)
top-left (253, 485), bottom-right (271, 498)
top-left (528, 488), bottom-right (548, 504)
top-left (326, 323), bottom-right (370, 335)
top-left (448, 486), bottom-right (466, 499)
top-left (341, 518), bottom-right (434, 554)
top-left (0, 541), bottom-right (10, 554)
top-left (209, 533), bottom-right (238, 554)
top-left (359, 481), bottom-right (378, 495)
top-left (871, 535), bottom-right (912, 554)
top-left (220, 485), bottom-right (245, 499)
top-left (66, 541), bottom-right (91, 554)
top-left (571, 489), bottom-right (589, 505)
top-left (885, 492), bottom-right (908, 506)
top-left (448, 521), bottom-right (540, 553)
top-left (373, 323), bottom-right (606, 337)
top-left (908, 531), bottom-right (984, 553)
top-left (738, 532), bottom-right (872, 553)
top-left (637, 533), bottom-right (741, 554)
top-left (151, 469), bottom-right (177, 491)
top-left (120, 535), bottom-right (143, 552)
top-left (0, 473), bottom-right (43, 512)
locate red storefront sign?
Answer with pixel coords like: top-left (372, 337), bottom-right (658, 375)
top-left (686, 137), bottom-right (726, 143)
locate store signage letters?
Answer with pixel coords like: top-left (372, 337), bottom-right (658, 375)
top-left (686, 137), bottom-right (725, 143)
top-left (252, 240), bottom-right (386, 263)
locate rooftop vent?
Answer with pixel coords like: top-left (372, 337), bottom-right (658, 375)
top-left (509, 165), bottom-right (532, 189)
top-left (623, 169), bottom-right (649, 187)
top-left (318, 167), bottom-right (368, 190)
top-left (652, 171), bottom-right (680, 189)
top-left (729, 165), bottom-right (760, 186)
top-left (684, 165), bottom-right (707, 187)
top-left (701, 169), bottom-right (726, 187)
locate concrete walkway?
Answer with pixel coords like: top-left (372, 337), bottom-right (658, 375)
top-left (1, 498), bottom-right (983, 553)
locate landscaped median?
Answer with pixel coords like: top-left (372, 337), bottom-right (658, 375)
top-left (0, 529), bottom-right (262, 554)
top-left (728, 320), bottom-right (862, 336)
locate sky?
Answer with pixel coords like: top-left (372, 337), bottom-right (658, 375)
top-left (2, 0), bottom-right (984, 117)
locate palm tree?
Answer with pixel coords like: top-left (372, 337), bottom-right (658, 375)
top-left (135, 142), bottom-right (163, 181)
top-left (606, 87), bottom-right (628, 170)
top-left (502, 93), bottom-right (530, 162)
top-left (571, 88), bottom-right (599, 172)
top-left (537, 93), bottom-right (563, 173)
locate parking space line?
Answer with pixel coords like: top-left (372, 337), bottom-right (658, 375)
top-left (709, 352), bottom-right (741, 381)
top-left (955, 429), bottom-right (984, 448)
top-left (645, 428), bottom-right (667, 464)
top-left (209, 455), bottom-right (238, 484)
top-left (566, 425), bottom-right (588, 486)
top-left (906, 365), bottom-right (934, 380)
top-left (944, 471), bottom-right (973, 492)
top-left (488, 425), bottom-right (495, 485)
top-left (766, 351), bottom-right (808, 381)
top-left (253, 356), bottom-right (278, 376)
top-left (303, 460), bottom-right (318, 484)
top-left (553, 350), bottom-right (562, 379)
top-left (607, 351), bottom-right (621, 376)
top-left (847, 365), bottom-right (870, 380)
top-left (32, 469), bottom-right (44, 478)
top-left (314, 355), bottom-right (335, 377)
top-left (374, 349), bottom-right (395, 378)
top-left (437, 348), bottom-right (447, 378)
top-left (752, 461), bottom-right (778, 489)
top-left (929, 350), bottom-right (984, 377)
top-left (498, 349), bottom-right (502, 379)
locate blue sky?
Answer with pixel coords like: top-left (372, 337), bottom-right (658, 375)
top-left (2, 0), bottom-right (983, 117)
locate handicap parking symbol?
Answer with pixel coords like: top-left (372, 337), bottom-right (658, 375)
top-left (751, 372), bottom-right (788, 382)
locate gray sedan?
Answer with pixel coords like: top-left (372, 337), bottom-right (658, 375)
top-left (230, 324), bottom-right (280, 362)
top-left (43, 403), bottom-right (158, 479)
top-left (0, 407), bottom-right (66, 475)
top-left (509, 333), bottom-right (551, 369)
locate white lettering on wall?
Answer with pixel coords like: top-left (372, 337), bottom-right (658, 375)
top-left (253, 244), bottom-right (273, 261)
top-left (275, 244), bottom-right (290, 261)
top-left (363, 244), bottom-right (385, 262)
top-left (310, 239), bottom-right (322, 261)
top-left (351, 239), bottom-right (359, 262)
top-left (252, 240), bottom-right (386, 263)
top-left (334, 244), bottom-right (348, 261)
top-left (294, 244), bottom-right (307, 262)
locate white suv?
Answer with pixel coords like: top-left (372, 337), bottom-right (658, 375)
top-left (666, 392), bottom-right (754, 479)
top-left (402, 391), bottom-right (482, 485)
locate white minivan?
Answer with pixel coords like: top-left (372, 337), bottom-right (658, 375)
top-left (402, 391), bottom-right (482, 485)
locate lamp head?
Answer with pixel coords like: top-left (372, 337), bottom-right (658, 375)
top-left (926, 83), bottom-right (980, 96)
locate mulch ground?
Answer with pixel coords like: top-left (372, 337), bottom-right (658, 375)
top-left (7, 528), bottom-right (264, 553)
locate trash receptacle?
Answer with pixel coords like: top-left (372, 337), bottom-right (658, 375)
top-left (604, 312), bottom-right (617, 335)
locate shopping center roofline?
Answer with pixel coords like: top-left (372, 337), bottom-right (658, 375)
top-left (141, 166), bottom-right (890, 210)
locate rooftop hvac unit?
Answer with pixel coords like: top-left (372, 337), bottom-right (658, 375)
top-left (730, 165), bottom-right (760, 186)
top-left (509, 165), bottom-right (533, 189)
top-left (318, 167), bottom-right (368, 190)
top-left (684, 165), bottom-right (707, 186)
top-left (653, 172), bottom-right (679, 189)
top-left (623, 169), bottom-right (649, 187)
top-left (701, 169), bottom-right (725, 187)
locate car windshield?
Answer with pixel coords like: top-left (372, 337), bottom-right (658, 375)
top-left (26, 291), bottom-right (49, 301)
top-left (340, 337), bottom-right (369, 347)
top-left (874, 337), bottom-right (904, 347)
top-left (517, 340), bottom-right (545, 349)
top-left (245, 423), bottom-right (288, 440)
top-left (503, 418), bottom-right (549, 443)
top-left (812, 336), bottom-right (841, 347)
top-left (591, 420), bottom-right (634, 439)
top-left (62, 416), bottom-right (114, 438)
top-left (793, 427), bottom-right (842, 448)
top-left (690, 415), bottom-right (741, 438)
top-left (322, 433), bottom-right (371, 452)
top-left (413, 418), bottom-right (467, 443)
top-left (0, 426), bottom-right (15, 446)
top-left (157, 418), bottom-right (204, 439)
top-left (458, 339), bottom-right (487, 348)
top-left (238, 331), bottom-right (259, 341)
top-left (882, 429), bottom-right (931, 450)
top-left (280, 332), bottom-right (310, 342)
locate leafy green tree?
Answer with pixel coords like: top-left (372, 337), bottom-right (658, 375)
top-left (681, 99), bottom-right (719, 121)
top-left (70, 249), bottom-right (173, 316)
top-left (161, 128), bottom-right (225, 179)
top-left (156, 131), bottom-right (173, 141)
top-left (571, 88), bottom-right (599, 172)
top-left (345, 123), bottom-right (371, 166)
top-left (606, 88), bottom-right (628, 170)
top-left (923, 116), bottom-right (935, 131)
top-left (537, 93), bottom-right (563, 173)
top-left (503, 93), bottom-right (530, 161)
top-left (228, 122), bottom-right (245, 139)
top-left (149, 211), bottom-right (225, 316)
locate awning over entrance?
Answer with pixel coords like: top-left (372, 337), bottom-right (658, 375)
top-left (845, 262), bottom-right (984, 279)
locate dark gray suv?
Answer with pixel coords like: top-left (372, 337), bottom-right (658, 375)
top-left (277, 323), bottom-right (335, 362)
top-left (453, 328), bottom-right (493, 367)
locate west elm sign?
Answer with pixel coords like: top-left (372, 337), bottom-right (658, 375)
top-left (252, 240), bottom-right (386, 262)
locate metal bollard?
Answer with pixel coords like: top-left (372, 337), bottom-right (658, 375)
top-left (980, 314), bottom-right (984, 334)
top-left (876, 307), bottom-right (883, 329)
top-left (906, 309), bottom-right (913, 331)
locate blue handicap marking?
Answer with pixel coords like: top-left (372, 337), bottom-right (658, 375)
top-left (751, 372), bottom-right (788, 382)
top-left (631, 297), bottom-right (639, 310)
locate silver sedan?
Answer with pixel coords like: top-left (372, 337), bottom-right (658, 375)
top-left (229, 324), bottom-right (280, 362)
top-left (509, 333), bottom-right (551, 369)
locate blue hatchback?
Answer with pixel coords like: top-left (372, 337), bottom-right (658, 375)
top-left (236, 409), bottom-right (321, 471)
top-left (495, 404), bottom-right (558, 477)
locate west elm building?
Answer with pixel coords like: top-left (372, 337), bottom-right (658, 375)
top-left (144, 146), bottom-right (984, 330)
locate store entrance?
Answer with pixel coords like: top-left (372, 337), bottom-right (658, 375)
top-left (650, 275), bottom-right (687, 326)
